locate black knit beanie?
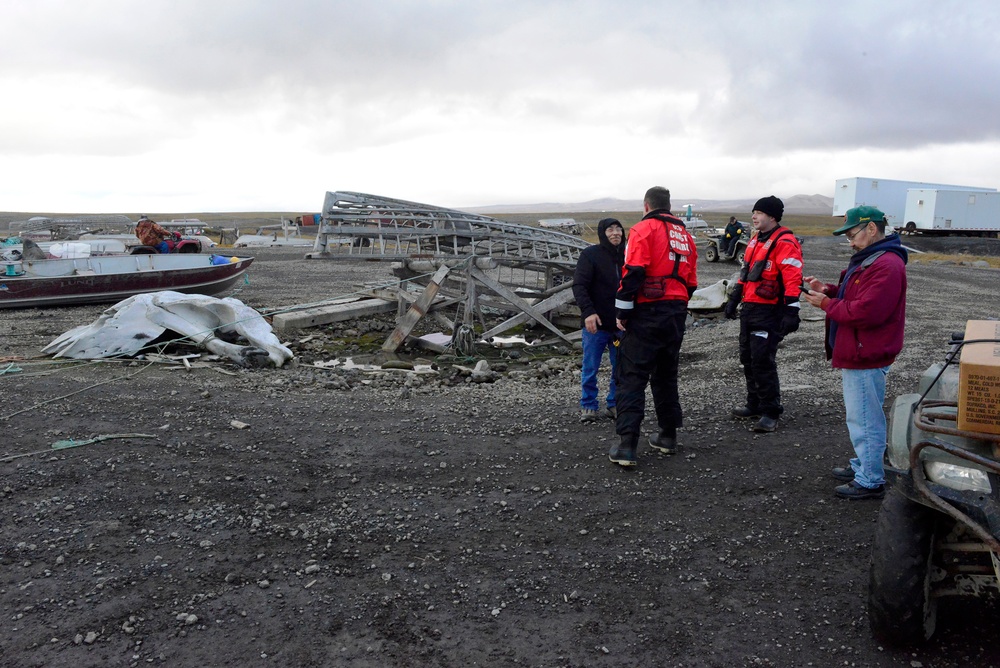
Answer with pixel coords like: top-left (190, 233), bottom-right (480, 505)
top-left (752, 195), bottom-right (784, 222)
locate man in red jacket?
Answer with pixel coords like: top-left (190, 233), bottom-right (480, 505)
top-left (724, 196), bottom-right (803, 433)
top-left (803, 205), bottom-right (908, 500)
top-left (610, 186), bottom-right (697, 467)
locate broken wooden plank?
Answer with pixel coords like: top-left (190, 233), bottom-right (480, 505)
top-left (478, 285), bottom-right (577, 341)
top-left (531, 328), bottom-right (584, 347)
top-left (469, 266), bottom-right (572, 343)
top-left (381, 265), bottom-right (451, 352)
top-left (430, 310), bottom-right (455, 331)
top-left (272, 298), bottom-right (396, 331)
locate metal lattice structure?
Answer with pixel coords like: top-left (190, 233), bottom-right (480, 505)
top-left (307, 191), bottom-right (589, 291)
top-left (304, 191), bottom-right (591, 347)
top-left (8, 215), bottom-right (135, 238)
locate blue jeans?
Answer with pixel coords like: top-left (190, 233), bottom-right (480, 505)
top-left (842, 366), bottom-right (890, 488)
top-left (580, 329), bottom-right (618, 410)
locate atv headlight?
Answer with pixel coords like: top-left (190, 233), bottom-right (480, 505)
top-left (924, 461), bottom-right (992, 493)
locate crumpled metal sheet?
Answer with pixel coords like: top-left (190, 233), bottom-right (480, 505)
top-left (41, 291), bottom-right (293, 368)
top-left (687, 276), bottom-right (737, 311)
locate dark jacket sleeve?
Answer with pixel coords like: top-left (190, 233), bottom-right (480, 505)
top-left (572, 250), bottom-right (597, 319)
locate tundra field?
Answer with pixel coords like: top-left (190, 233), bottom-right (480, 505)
top-left (2, 213), bottom-right (1000, 667)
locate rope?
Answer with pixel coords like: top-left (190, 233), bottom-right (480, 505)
top-left (1, 433), bottom-right (157, 463)
top-left (0, 362), bottom-right (153, 422)
top-left (451, 324), bottom-right (477, 357)
top-left (0, 362), bottom-right (23, 376)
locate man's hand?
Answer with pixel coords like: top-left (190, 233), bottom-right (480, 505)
top-left (616, 318), bottom-right (626, 332)
top-left (803, 275), bottom-right (824, 292)
top-left (584, 314), bottom-right (601, 334)
top-left (802, 290), bottom-right (827, 308)
top-left (780, 305), bottom-right (800, 335)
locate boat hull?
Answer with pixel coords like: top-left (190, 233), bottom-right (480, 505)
top-left (0, 255), bottom-right (254, 309)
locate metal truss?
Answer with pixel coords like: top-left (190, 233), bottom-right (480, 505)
top-left (305, 191), bottom-right (593, 346)
top-left (8, 215), bottom-right (135, 237)
top-left (307, 191), bottom-right (589, 280)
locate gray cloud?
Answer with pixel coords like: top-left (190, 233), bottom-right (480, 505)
top-left (701, 1), bottom-right (1000, 150)
top-left (2, 0), bottom-right (1000, 209)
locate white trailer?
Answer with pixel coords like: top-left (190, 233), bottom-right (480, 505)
top-left (903, 189), bottom-right (1000, 237)
top-left (833, 177), bottom-right (995, 225)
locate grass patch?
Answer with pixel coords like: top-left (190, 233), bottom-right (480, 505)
top-left (493, 211), bottom-right (840, 244)
top-left (909, 252), bottom-right (1000, 268)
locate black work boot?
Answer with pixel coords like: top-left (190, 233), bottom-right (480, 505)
top-left (731, 406), bottom-right (762, 419)
top-left (608, 436), bottom-right (637, 467)
top-left (831, 466), bottom-right (855, 482)
top-left (648, 431), bottom-right (678, 455)
top-left (753, 415), bottom-right (779, 433)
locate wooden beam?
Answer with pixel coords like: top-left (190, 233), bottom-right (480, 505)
top-left (272, 298), bottom-right (395, 331)
top-left (381, 265), bottom-right (451, 352)
top-left (478, 285), bottom-right (576, 341)
top-left (468, 266), bottom-right (571, 343)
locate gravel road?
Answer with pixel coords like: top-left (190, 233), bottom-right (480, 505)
top-left (2, 235), bottom-right (1000, 667)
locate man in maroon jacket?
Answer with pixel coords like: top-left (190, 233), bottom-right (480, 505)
top-left (803, 206), bottom-right (908, 500)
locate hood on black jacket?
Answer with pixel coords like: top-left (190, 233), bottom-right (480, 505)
top-left (597, 217), bottom-right (626, 261)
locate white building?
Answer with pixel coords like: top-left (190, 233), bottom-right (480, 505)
top-left (904, 189), bottom-right (1000, 236)
top-left (833, 177), bottom-right (996, 224)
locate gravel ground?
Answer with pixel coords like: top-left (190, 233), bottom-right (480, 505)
top-left (2, 236), bottom-right (1000, 667)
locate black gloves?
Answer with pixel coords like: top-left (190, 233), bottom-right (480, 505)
top-left (724, 284), bottom-right (743, 320)
top-left (780, 305), bottom-right (800, 335)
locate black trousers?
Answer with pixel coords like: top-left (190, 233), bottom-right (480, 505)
top-left (614, 301), bottom-right (687, 446)
top-left (738, 302), bottom-right (784, 418)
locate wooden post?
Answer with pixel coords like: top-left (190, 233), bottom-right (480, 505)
top-left (381, 265), bottom-right (451, 352)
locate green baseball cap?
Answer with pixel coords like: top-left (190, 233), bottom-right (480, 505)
top-left (833, 205), bottom-right (886, 235)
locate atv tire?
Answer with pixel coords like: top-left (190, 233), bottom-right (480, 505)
top-left (705, 244), bottom-right (719, 262)
top-left (868, 488), bottom-right (938, 646)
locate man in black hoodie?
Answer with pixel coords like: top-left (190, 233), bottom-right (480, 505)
top-left (572, 218), bottom-right (626, 422)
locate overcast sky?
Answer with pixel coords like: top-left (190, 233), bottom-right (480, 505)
top-left (2, 0), bottom-right (998, 213)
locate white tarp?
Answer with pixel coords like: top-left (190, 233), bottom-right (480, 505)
top-left (42, 292), bottom-right (293, 367)
top-left (686, 274), bottom-right (826, 321)
top-left (687, 276), bottom-right (737, 311)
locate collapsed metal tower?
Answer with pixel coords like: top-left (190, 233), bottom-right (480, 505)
top-left (8, 215), bottom-right (135, 238)
top-left (307, 191), bottom-right (592, 349)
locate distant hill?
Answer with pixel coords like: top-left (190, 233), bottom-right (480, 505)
top-left (468, 194), bottom-right (834, 216)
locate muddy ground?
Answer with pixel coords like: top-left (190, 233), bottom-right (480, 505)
top-left (2, 235), bottom-right (1000, 668)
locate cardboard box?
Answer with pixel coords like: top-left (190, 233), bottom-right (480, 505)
top-left (958, 320), bottom-right (1000, 435)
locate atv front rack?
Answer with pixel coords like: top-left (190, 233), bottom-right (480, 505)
top-left (912, 400), bottom-right (1000, 553)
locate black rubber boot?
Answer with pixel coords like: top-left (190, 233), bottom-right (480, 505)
top-left (648, 431), bottom-right (678, 455)
top-left (608, 436), bottom-right (637, 467)
top-left (753, 416), bottom-right (779, 433)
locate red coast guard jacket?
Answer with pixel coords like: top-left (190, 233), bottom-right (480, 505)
top-left (738, 226), bottom-right (802, 306)
top-left (615, 210), bottom-right (698, 315)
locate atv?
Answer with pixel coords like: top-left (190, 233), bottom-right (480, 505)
top-left (704, 233), bottom-right (749, 263)
top-left (868, 328), bottom-right (1000, 646)
top-left (130, 230), bottom-right (202, 255)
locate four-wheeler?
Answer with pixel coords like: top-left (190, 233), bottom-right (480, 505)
top-left (869, 330), bottom-right (1000, 645)
top-left (130, 230), bottom-right (203, 255)
top-left (703, 233), bottom-right (749, 263)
